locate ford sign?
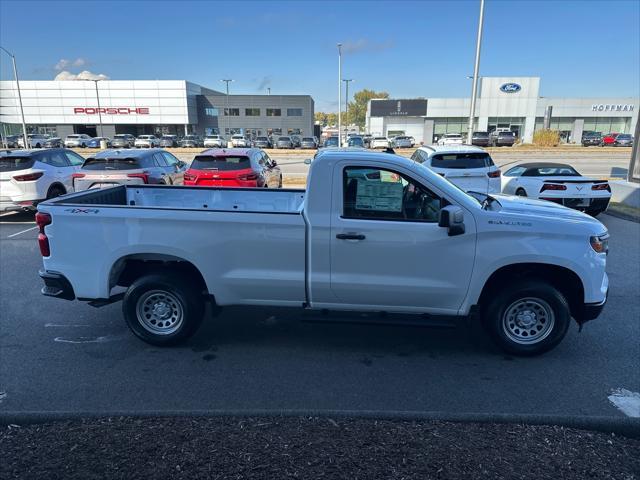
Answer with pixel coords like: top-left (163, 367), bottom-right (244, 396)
top-left (500, 83), bottom-right (521, 93)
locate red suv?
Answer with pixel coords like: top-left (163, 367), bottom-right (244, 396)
top-left (601, 133), bottom-right (619, 146)
top-left (183, 148), bottom-right (282, 188)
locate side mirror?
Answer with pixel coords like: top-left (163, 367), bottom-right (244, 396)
top-left (304, 158), bottom-right (312, 165)
top-left (438, 205), bottom-right (465, 236)
top-left (271, 160), bottom-right (277, 166)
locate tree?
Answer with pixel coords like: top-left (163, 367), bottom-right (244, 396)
top-left (314, 111), bottom-right (338, 127)
top-left (348, 89), bottom-right (390, 128)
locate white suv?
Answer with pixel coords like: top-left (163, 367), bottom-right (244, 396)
top-left (64, 134), bottom-right (93, 148)
top-left (0, 148), bottom-right (84, 212)
top-left (231, 135), bottom-right (249, 147)
top-left (18, 134), bottom-right (50, 149)
top-left (437, 133), bottom-right (465, 146)
top-left (411, 145), bottom-right (501, 193)
top-left (134, 135), bottom-right (160, 148)
top-left (203, 135), bottom-right (226, 148)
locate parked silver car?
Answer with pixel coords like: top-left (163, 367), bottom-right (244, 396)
top-left (111, 134), bottom-right (136, 148)
top-left (64, 134), bottom-right (93, 148)
top-left (43, 137), bottom-right (63, 148)
top-left (203, 135), bottom-right (226, 148)
top-left (73, 148), bottom-right (187, 191)
top-left (276, 136), bottom-right (294, 149)
top-left (300, 137), bottom-right (317, 149)
top-left (159, 135), bottom-right (178, 148)
top-left (230, 135), bottom-right (250, 148)
top-left (178, 135), bottom-right (203, 148)
top-left (134, 135), bottom-right (160, 148)
top-left (392, 136), bottom-right (413, 148)
top-left (251, 136), bottom-right (272, 148)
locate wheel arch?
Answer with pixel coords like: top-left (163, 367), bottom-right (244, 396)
top-left (110, 253), bottom-right (209, 297)
top-left (476, 263), bottom-right (585, 322)
top-left (47, 182), bottom-right (67, 196)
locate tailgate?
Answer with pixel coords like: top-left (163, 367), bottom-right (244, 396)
top-left (432, 167), bottom-right (489, 192)
top-left (541, 179), bottom-right (610, 197)
top-left (74, 169), bottom-right (147, 190)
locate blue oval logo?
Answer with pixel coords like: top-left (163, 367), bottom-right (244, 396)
top-left (500, 82), bottom-right (521, 93)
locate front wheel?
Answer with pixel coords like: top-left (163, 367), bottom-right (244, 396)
top-left (482, 281), bottom-right (571, 356)
top-left (515, 188), bottom-right (527, 197)
top-left (122, 273), bottom-right (205, 346)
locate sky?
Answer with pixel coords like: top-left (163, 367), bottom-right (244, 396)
top-left (0, 0), bottom-right (639, 112)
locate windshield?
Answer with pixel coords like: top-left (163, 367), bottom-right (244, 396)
top-left (113, 135), bottom-right (128, 139)
top-left (279, 137), bottom-right (291, 141)
top-left (430, 153), bottom-right (495, 169)
top-left (325, 137), bottom-right (339, 145)
top-left (191, 155), bottom-right (251, 170)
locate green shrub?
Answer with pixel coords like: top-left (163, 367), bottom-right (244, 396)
top-left (533, 129), bottom-right (560, 147)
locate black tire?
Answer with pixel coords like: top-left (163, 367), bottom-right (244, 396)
top-left (482, 280), bottom-right (571, 356)
top-left (122, 272), bottom-right (205, 346)
top-left (515, 188), bottom-right (527, 197)
top-left (35, 143), bottom-right (41, 148)
top-left (586, 208), bottom-right (603, 217)
top-left (46, 184), bottom-right (66, 199)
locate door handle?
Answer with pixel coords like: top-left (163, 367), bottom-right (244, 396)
top-left (336, 233), bottom-right (366, 240)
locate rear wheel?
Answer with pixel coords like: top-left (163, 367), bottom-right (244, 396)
top-left (515, 188), bottom-right (527, 197)
top-left (122, 273), bottom-right (205, 346)
top-left (482, 280), bottom-right (571, 356)
top-left (46, 184), bottom-right (66, 199)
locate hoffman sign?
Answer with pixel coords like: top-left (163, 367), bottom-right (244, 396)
top-left (370, 99), bottom-right (427, 117)
top-left (73, 107), bottom-right (150, 115)
top-left (591, 104), bottom-right (634, 112)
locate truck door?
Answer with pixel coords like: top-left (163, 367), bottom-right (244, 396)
top-left (328, 162), bottom-right (476, 313)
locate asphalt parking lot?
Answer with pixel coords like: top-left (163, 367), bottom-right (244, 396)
top-left (0, 208), bottom-right (638, 419)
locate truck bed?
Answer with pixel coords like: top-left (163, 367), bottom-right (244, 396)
top-left (52, 185), bottom-right (306, 214)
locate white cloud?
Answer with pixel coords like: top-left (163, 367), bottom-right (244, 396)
top-left (54, 57), bottom-right (88, 71)
top-left (54, 70), bottom-right (110, 81)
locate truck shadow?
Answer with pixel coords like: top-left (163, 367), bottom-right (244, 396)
top-left (187, 305), bottom-right (497, 359)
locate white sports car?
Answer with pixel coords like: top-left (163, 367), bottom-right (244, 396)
top-left (501, 162), bottom-right (611, 216)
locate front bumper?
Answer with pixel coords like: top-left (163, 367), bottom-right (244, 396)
top-left (39, 270), bottom-right (75, 300)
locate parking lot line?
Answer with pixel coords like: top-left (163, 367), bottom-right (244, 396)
top-left (6, 226), bottom-right (38, 238)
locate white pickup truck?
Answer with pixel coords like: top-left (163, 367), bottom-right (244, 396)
top-left (36, 149), bottom-right (609, 355)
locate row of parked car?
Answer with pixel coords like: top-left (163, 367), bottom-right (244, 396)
top-left (1, 143), bottom-right (611, 218)
top-left (581, 131), bottom-right (634, 147)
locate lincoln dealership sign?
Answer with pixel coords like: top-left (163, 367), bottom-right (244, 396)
top-left (370, 99), bottom-right (427, 117)
top-left (591, 104), bottom-right (634, 112)
top-left (73, 107), bottom-right (150, 115)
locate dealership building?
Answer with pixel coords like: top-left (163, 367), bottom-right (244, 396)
top-left (0, 79), bottom-right (315, 140)
top-left (366, 77), bottom-right (638, 144)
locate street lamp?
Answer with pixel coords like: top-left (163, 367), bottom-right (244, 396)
top-left (467, 0), bottom-right (485, 143)
top-left (220, 79), bottom-right (234, 141)
top-left (0, 46), bottom-right (28, 149)
top-left (82, 79), bottom-right (104, 138)
top-left (337, 43), bottom-right (342, 144)
top-left (342, 79), bottom-right (354, 133)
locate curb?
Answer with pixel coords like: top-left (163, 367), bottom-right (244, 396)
top-left (603, 210), bottom-right (640, 223)
top-left (1, 409), bottom-right (639, 439)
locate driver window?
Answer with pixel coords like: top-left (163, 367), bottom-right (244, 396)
top-left (342, 166), bottom-right (442, 222)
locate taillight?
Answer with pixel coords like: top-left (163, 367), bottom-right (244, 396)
top-left (35, 212), bottom-right (52, 257)
top-left (183, 171), bottom-right (196, 182)
top-left (237, 172), bottom-right (259, 181)
top-left (13, 171), bottom-right (44, 182)
top-left (592, 183), bottom-right (611, 192)
top-left (540, 183), bottom-right (567, 192)
top-left (127, 172), bottom-right (149, 183)
top-left (71, 173), bottom-right (86, 179)
top-left (487, 169), bottom-right (501, 178)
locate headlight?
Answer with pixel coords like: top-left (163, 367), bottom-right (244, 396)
top-left (590, 233), bottom-right (609, 254)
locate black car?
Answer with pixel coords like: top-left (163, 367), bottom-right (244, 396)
top-left (613, 134), bottom-right (633, 147)
top-left (493, 131), bottom-right (516, 147)
top-left (582, 131), bottom-right (602, 147)
top-left (471, 131), bottom-right (490, 147)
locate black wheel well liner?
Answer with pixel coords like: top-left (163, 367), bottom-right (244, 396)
top-left (477, 263), bottom-right (584, 321)
top-left (47, 182), bottom-right (67, 196)
top-left (110, 254), bottom-right (208, 295)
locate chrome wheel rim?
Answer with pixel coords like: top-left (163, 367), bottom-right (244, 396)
top-left (136, 290), bottom-right (184, 335)
top-left (502, 297), bottom-right (555, 345)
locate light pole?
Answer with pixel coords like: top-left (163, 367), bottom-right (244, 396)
top-left (220, 79), bottom-right (234, 140)
top-left (0, 46), bottom-right (28, 149)
top-left (337, 43), bottom-right (342, 144)
top-left (342, 79), bottom-right (353, 133)
top-left (467, 0), bottom-right (485, 143)
top-left (83, 79), bottom-right (104, 137)
top-left (267, 87), bottom-right (271, 95)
